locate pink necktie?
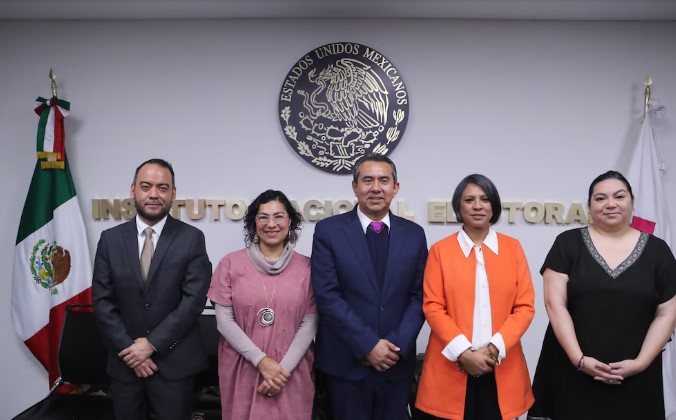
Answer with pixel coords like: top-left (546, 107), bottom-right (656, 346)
top-left (369, 221), bottom-right (385, 234)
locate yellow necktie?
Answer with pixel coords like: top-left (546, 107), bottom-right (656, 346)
top-left (140, 227), bottom-right (154, 281)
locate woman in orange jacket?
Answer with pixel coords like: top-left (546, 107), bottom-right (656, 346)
top-left (416, 174), bottom-right (535, 420)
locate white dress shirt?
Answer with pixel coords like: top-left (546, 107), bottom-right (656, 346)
top-left (134, 215), bottom-right (167, 351)
top-left (356, 206), bottom-right (391, 234)
top-left (135, 215), bottom-right (167, 256)
top-left (441, 228), bottom-right (506, 363)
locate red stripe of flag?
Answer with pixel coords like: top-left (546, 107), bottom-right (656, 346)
top-left (631, 215), bottom-right (656, 235)
top-left (23, 287), bottom-right (92, 389)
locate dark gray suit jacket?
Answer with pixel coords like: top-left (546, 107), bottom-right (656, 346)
top-left (92, 216), bottom-right (212, 382)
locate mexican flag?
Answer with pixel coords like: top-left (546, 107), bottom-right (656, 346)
top-left (10, 97), bottom-right (92, 388)
top-left (627, 101), bottom-right (672, 245)
top-left (625, 99), bottom-right (675, 418)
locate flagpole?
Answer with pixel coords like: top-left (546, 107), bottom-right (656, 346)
top-left (37, 69), bottom-right (67, 170)
top-left (49, 68), bottom-right (58, 98)
top-left (641, 75), bottom-right (652, 123)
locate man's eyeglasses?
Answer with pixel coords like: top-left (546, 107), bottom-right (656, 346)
top-left (255, 213), bottom-right (289, 225)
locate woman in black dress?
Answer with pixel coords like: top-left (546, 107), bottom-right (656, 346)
top-left (529, 170), bottom-right (676, 420)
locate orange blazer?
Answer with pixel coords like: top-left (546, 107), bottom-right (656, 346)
top-left (416, 232), bottom-right (535, 420)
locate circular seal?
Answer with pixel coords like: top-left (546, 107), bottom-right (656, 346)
top-left (279, 42), bottom-right (409, 175)
top-left (29, 239), bottom-right (71, 295)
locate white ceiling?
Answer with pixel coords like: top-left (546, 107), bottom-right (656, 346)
top-left (2, 0), bottom-right (676, 20)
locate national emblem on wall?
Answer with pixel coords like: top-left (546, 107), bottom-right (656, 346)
top-left (279, 42), bottom-right (409, 174)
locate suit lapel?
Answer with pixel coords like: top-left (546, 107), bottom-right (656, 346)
top-left (146, 216), bottom-right (178, 287)
top-left (343, 209), bottom-right (380, 295)
top-left (382, 213), bottom-right (402, 295)
top-left (123, 220), bottom-right (145, 288)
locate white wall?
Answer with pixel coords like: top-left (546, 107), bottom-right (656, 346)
top-left (1, 18), bottom-right (675, 418)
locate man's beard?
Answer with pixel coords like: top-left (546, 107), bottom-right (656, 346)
top-left (135, 200), bottom-right (172, 222)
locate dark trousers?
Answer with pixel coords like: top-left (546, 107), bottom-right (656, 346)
top-left (416, 373), bottom-right (501, 420)
top-left (326, 371), bottom-right (411, 420)
top-left (111, 374), bottom-right (195, 420)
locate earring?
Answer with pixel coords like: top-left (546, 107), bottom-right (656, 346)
top-left (253, 233), bottom-right (259, 244)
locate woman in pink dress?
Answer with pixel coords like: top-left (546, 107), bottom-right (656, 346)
top-left (208, 190), bottom-right (317, 420)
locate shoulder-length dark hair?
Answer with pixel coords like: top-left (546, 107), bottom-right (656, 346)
top-left (451, 174), bottom-right (502, 225)
top-left (243, 189), bottom-right (303, 247)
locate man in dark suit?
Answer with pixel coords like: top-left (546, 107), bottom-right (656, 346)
top-left (311, 154), bottom-right (428, 420)
top-left (92, 158), bottom-right (212, 420)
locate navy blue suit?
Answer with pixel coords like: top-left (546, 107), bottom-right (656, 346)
top-left (311, 208), bottom-right (427, 418)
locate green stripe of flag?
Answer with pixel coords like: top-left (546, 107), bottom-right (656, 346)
top-left (16, 159), bottom-right (76, 245)
top-left (35, 98), bottom-right (49, 152)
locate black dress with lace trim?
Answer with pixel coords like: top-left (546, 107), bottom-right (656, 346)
top-left (528, 228), bottom-right (676, 420)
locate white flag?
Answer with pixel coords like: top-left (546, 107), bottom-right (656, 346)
top-left (625, 100), bottom-right (675, 418)
top-left (627, 102), bottom-right (671, 246)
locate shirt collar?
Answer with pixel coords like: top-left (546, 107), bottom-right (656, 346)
top-left (356, 206), bottom-right (391, 234)
top-left (136, 215), bottom-right (168, 237)
top-left (457, 227), bottom-right (498, 258)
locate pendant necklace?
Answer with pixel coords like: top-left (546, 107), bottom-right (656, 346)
top-left (258, 276), bottom-right (277, 327)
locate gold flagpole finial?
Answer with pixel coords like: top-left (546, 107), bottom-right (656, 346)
top-left (49, 68), bottom-right (58, 98)
top-left (642, 76), bottom-right (652, 122)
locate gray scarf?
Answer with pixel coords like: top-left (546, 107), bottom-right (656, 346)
top-left (246, 243), bottom-right (294, 275)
